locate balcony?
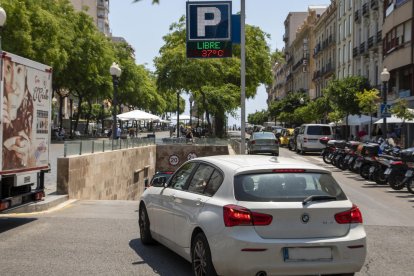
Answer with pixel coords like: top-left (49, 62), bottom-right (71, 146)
top-left (354, 10), bottom-right (361, 22)
top-left (283, 34), bottom-right (289, 43)
top-left (376, 31), bottom-right (382, 43)
top-left (368, 36), bottom-right (374, 48)
top-left (328, 35), bottom-right (335, 45)
top-left (353, 47), bottom-right (359, 57)
top-left (360, 42), bottom-right (366, 54)
top-left (313, 70), bottom-right (321, 80)
top-left (362, 3), bottom-right (369, 17)
top-left (371, 0), bottom-right (379, 10)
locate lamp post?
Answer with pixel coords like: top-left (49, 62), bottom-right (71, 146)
top-left (176, 91), bottom-right (180, 138)
top-left (110, 62), bottom-right (121, 147)
top-left (0, 7), bottom-right (6, 52)
top-left (189, 95), bottom-right (193, 128)
top-left (380, 68), bottom-right (390, 139)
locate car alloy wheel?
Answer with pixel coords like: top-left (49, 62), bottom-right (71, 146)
top-left (139, 205), bottom-right (154, 245)
top-left (192, 233), bottom-right (217, 276)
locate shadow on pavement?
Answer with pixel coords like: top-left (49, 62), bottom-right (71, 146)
top-left (129, 238), bottom-right (192, 276)
top-left (0, 217), bottom-right (37, 233)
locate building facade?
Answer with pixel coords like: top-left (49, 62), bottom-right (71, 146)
top-left (70, 0), bottom-right (110, 36)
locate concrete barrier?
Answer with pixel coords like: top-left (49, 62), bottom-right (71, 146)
top-left (57, 145), bottom-right (156, 200)
top-left (57, 143), bottom-right (230, 200)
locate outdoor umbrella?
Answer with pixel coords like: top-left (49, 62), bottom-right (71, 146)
top-left (117, 110), bottom-right (160, 121)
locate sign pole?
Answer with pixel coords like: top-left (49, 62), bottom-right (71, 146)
top-left (240, 0), bottom-right (246, 154)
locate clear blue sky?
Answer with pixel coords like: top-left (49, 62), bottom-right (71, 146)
top-left (109, 0), bottom-right (330, 126)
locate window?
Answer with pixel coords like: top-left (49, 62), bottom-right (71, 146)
top-left (169, 162), bottom-right (197, 190)
top-left (307, 126), bottom-right (332, 135)
top-left (188, 164), bottom-right (215, 194)
top-left (234, 173), bottom-right (347, 202)
top-left (204, 170), bottom-right (224, 196)
top-left (404, 21), bottom-right (412, 42)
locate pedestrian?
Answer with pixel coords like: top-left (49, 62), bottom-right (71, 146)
top-left (116, 126), bottom-right (121, 139)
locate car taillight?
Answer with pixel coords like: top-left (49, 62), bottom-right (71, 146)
top-left (251, 141), bottom-right (256, 145)
top-left (391, 161), bottom-right (403, 165)
top-left (223, 205), bottom-right (273, 227)
top-left (335, 204), bottom-right (363, 224)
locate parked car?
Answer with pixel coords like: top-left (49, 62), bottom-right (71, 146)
top-left (139, 155), bottom-right (367, 276)
top-left (296, 124), bottom-right (334, 154)
top-left (279, 128), bottom-right (294, 147)
top-left (148, 171), bottom-right (174, 187)
top-left (247, 131), bottom-right (279, 156)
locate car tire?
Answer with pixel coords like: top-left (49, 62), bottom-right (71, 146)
top-left (139, 204), bottom-right (154, 245)
top-left (191, 232), bottom-right (217, 276)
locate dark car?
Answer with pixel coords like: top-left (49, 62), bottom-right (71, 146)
top-left (148, 171), bottom-right (174, 187)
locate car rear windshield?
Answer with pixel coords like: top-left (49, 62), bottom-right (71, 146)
top-left (253, 132), bottom-right (275, 139)
top-left (234, 172), bottom-right (347, 202)
top-left (307, 126), bottom-right (331, 135)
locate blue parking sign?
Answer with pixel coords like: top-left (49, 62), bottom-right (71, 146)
top-left (187, 1), bottom-right (232, 41)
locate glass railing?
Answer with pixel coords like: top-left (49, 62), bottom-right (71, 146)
top-left (64, 137), bottom-right (155, 157)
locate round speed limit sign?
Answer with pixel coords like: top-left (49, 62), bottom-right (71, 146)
top-left (169, 154), bottom-right (180, 166)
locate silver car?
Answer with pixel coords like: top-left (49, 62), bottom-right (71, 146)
top-left (139, 155), bottom-right (366, 276)
top-left (248, 131), bottom-right (279, 156)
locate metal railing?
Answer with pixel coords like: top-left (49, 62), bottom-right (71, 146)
top-left (63, 137), bottom-right (155, 157)
top-left (63, 136), bottom-right (237, 156)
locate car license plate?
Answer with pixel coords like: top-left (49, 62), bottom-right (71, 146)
top-left (405, 170), bottom-right (413, 177)
top-left (283, 247), bottom-right (332, 262)
top-left (384, 168), bottom-right (392, 175)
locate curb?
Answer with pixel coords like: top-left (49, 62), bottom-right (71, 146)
top-left (4, 194), bottom-right (70, 214)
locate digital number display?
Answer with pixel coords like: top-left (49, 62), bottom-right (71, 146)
top-left (187, 41), bottom-right (232, 58)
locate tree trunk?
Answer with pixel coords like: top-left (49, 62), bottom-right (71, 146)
top-left (214, 109), bottom-right (225, 138)
top-left (84, 100), bottom-right (92, 135)
top-left (200, 91), bottom-right (212, 135)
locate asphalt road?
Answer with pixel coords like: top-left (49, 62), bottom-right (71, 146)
top-left (0, 147), bottom-right (413, 276)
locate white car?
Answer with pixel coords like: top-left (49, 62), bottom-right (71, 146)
top-left (139, 155), bottom-right (366, 276)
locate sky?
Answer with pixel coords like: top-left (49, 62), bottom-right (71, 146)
top-left (109, 0), bottom-right (330, 126)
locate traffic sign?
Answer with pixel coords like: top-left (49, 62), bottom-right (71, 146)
top-left (380, 103), bottom-right (391, 118)
top-left (186, 1), bottom-right (232, 58)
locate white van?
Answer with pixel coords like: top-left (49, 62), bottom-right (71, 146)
top-left (296, 124), bottom-right (333, 154)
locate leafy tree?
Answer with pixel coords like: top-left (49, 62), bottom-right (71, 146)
top-left (248, 110), bottom-right (269, 126)
top-left (155, 17), bottom-right (271, 137)
top-left (324, 76), bottom-right (371, 139)
top-left (391, 99), bottom-right (414, 146)
top-left (356, 88), bottom-right (380, 139)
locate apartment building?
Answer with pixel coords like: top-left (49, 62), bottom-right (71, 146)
top-left (70, 0), bottom-right (110, 36)
top-left (382, 0), bottom-right (414, 105)
top-left (352, 0), bottom-right (384, 88)
top-left (313, 1), bottom-right (337, 98)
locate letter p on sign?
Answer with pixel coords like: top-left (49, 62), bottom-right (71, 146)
top-left (187, 1), bottom-right (231, 41)
top-left (197, 7), bottom-right (221, 37)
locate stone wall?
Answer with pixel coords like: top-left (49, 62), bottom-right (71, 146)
top-left (57, 145), bottom-right (156, 200)
top-left (156, 144), bottom-right (229, 172)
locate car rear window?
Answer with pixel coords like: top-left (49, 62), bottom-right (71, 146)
top-left (307, 126), bottom-right (331, 135)
top-left (234, 173), bottom-right (346, 202)
top-left (253, 132), bottom-right (275, 139)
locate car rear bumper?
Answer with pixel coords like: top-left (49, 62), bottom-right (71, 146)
top-left (210, 225), bottom-right (366, 276)
top-left (250, 146), bottom-right (279, 154)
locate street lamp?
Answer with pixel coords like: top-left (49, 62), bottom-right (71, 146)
top-left (110, 62), bottom-right (121, 146)
top-left (176, 91), bottom-right (180, 138)
top-left (189, 94), bottom-right (193, 127)
top-left (380, 67), bottom-right (390, 138)
top-left (0, 7), bottom-right (7, 51)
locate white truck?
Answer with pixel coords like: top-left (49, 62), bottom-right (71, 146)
top-left (0, 51), bottom-right (52, 212)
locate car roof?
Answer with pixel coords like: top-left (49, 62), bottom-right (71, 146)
top-left (194, 155), bottom-right (329, 174)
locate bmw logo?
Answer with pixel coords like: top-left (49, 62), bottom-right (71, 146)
top-left (301, 213), bottom-right (310, 224)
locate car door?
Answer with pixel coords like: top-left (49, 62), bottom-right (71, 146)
top-left (171, 163), bottom-right (216, 248)
top-left (156, 162), bottom-right (197, 242)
